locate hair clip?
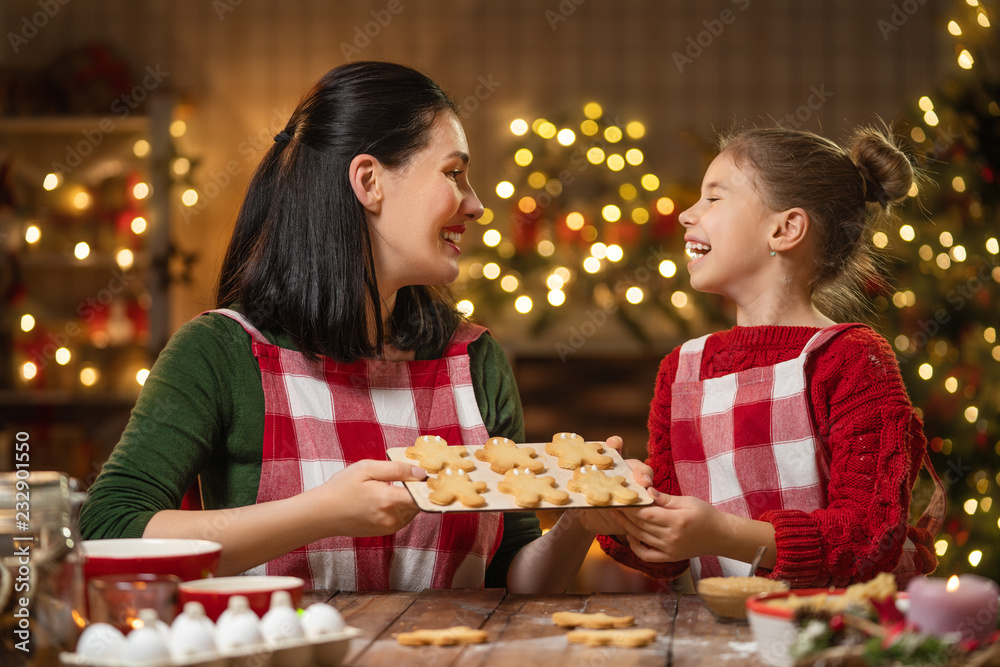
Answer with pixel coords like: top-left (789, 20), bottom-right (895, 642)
top-left (273, 130), bottom-right (292, 143)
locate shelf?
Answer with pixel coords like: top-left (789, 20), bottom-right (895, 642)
top-left (0, 116), bottom-right (150, 134)
top-left (19, 251), bottom-right (152, 270)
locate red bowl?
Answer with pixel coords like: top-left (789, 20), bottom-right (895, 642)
top-left (178, 576), bottom-right (305, 621)
top-left (82, 538), bottom-right (222, 583)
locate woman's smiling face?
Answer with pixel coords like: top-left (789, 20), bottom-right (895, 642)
top-left (367, 112), bottom-right (483, 294)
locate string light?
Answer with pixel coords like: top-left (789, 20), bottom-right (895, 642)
top-left (631, 208), bottom-right (649, 224)
top-left (133, 139), bottom-right (150, 157)
top-left (965, 406), bottom-right (979, 422)
top-left (537, 240), bottom-right (555, 257)
top-left (935, 540), bottom-right (949, 556)
top-left (136, 369), bottom-right (150, 386)
top-left (55, 348), bottom-right (71, 365)
top-left (131, 217), bottom-right (147, 234)
top-left (583, 257), bottom-right (601, 273)
top-left (969, 550), bottom-right (983, 567)
top-left (181, 189), bottom-right (198, 206)
top-left (20, 315), bottom-right (35, 332)
top-left (170, 120), bottom-right (187, 137)
top-left (172, 157), bottom-right (191, 176)
top-left (483, 230), bottom-right (501, 247)
top-left (21, 362), bottom-right (37, 381)
top-left (985, 238), bottom-right (998, 254)
top-left (601, 205), bottom-right (621, 222)
top-left (74, 242), bottom-right (90, 260)
top-left (978, 11), bottom-right (990, 27)
top-left (510, 119), bottom-right (528, 135)
top-left (918, 363), bottom-right (933, 380)
top-left (500, 275), bottom-right (519, 292)
top-left (514, 148), bottom-right (533, 166)
top-left (899, 224), bottom-right (915, 241)
top-left (566, 212), bottom-right (585, 230)
top-left (958, 49), bottom-right (974, 69)
top-left (625, 287), bottom-right (643, 304)
top-left (604, 126), bottom-right (623, 143)
top-left (80, 367), bottom-right (98, 387)
top-left (965, 499), bottom-right (978, 514)
top-left (547, 289), bottom-right (565, 306)
top-left (580, 119), bottom-right (598, 136)
top-left (479, 208), bottom-right (494, 225)
top-left (483, 263), bottom-right (500, 279)
top-left (590, 242), bottom-right (608, 259)
top-left (496, 181), bottom-right (514, 199)
top-left (606, 154), bottom-right (625, 171)
top-left (25, 225), bottom-right (41, 243)
top-left (586, 147), bottom-right (606, 164)
top-left (625, 148), bottom-right (643, 165)
top-left (605, 244), bottom-right (624, 262)
top-left (659, 260), bottom-right (676, 278)
top-left (670, 291), bottom-right (688, 308)
top-left (133, 183), bottom-right (150, 199)
top-left (514, 296), bottom-right (533, 313)
top-left (924, 110), bottom-right (940, 126)
top-left (583, 102), bottom-right (602, 120)
top-left (537, 122), bottom-right (557, 139)
top-left (556, 129), bottom-right (576, 146)
top-left (43, 173), bottom-right (60, 190)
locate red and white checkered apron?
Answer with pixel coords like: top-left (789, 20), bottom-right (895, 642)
top-left (671, 324), bottom-right (940, 581)
top-left (213, 309), bottom-right (503, 591)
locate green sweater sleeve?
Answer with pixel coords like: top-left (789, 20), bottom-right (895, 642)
top-left (80, 314), bottom-right (540, 586)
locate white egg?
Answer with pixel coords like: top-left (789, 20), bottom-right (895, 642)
top-left (215, 595), bottom-right (264, 652)
top-left (300, 603), bottom-right (345, 637)
top-left (169, 601), bottom-right (217, 659)
top-left (260, 591), bottom-right (305, 644)
top-left (119, 623), bottom-right (171, 665)
top-left (76, 622), bottom-right (125, 660)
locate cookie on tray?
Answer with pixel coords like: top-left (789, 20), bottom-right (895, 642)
top-left (405, 434), bottom-right (475, 473)
top-left (474, 437), bottom-right (545, 474)
top-left (566, 466), bottom-right (639, 506)
top-left (544, 432), bottom-right (613, 470)
top-left (427, 468), bottom-right (488, 508)
top-left (496, 469), bottom-right (570, 508)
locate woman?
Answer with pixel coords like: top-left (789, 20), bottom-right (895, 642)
top-left (81, 61), bottom-right (598, 593)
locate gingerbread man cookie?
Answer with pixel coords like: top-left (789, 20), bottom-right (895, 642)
top-left (405, 435), bottom-right (475, 473)
top-left (566, 628), bottom-right (657, 647)
top-left (395, 626), bottom-right (488, 646)
top-left (551, 611), bottom-right (635, 628)
top-left (474, 437), bottom-right (545, 474)
top-left (496, 469), bottom-right (570, 508)
top-left (566, 466), bottom-right (639, 506)
top-left (544, 432), bottom-right (613, 470)
top-left (427, 469), bottom-right (488, 508)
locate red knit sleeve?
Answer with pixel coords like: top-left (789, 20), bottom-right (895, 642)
top-left (597, 348), bottom-right (689, 581)
top-left (759, 326), bottom-right (932, 587)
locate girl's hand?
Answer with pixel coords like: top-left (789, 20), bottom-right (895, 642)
top-left (313, 460), bottom-right (425, 537)
top-left (617, 491), bottom-right (728, 563)
top-left (571, 435), bottom-right (653, 537)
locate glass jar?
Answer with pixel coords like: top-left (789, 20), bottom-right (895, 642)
top-left (1, 471), bottom-right (87, 666)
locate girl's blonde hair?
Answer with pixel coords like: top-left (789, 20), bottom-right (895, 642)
top-left (719, 125), bottom-right (915, 319)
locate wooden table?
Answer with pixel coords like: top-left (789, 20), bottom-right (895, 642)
top-left (303, 588), bottom-right (765, 666)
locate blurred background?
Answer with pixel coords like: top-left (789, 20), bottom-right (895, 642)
top-left (0, 0), bottom-right (996, 590)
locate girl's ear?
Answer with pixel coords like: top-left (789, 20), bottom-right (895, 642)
top-left (770, 208), bottom-right (810, 252)
top-left (349, 154), bottom-right (383, 213)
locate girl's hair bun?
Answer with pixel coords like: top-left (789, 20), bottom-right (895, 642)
top-left (849, 126), bottom-right (914, 208)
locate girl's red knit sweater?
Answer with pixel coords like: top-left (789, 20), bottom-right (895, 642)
top-left (597, 325), bottom-right (938, 588)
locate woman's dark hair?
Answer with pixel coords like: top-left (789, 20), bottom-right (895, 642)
top-left (216, 61), bottom-right (461, 361)
top-left (719, 124), bottom-right (916, 319)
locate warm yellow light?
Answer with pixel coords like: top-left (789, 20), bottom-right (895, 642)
top-left (641, 174), bottom-right (660, 191)
top-left (936, 253), bottom-right (951, 270)
top-left (25, 225), bottom-right (41, 244)
top-left (894, 334), bottom-right (909, 351)
top-left (583, 102), bottom-right (603, 120)
top-left (537, 240), bottom-right (555, 257)
top-left (619, 184), bottom-right (637, 201)
top-left (899, 224), bottom-right (915, 241)
top-left (527, 172), bottom-right (547, 189)
top-left (958, 49), bottom-right (974, 69)
top-left (514, 296), bottom-right (533, 314)
top-left (590, 242), bottom-right (608, 260)
top-left (480, 208), bottom-right (494, 225)
top-left (55, 347), bottom-right (71, 365)
top-left (994, 346), bottom-right (1000, 362)
top-left (181, 189), bottom-right (199, 206)
top-left (908, 182), bottom-right (919, 197)
top-left (20, 314), bottom-right (35, 332)
top-left (910, 126), bottom-right (926, 143)
top-left (987, 238), bottom-right (999, 254)
top-left (951, 245), bottom-right (967, 262)
top-left (952, 176), bottom-right (966, 192)
top-left (892, 291), bottom-right (907, 308)
top-left (518, 196), bottom-right (537, 214)
top-left (21, 362), bottom-right (37, 381)
top-left (935, 540), bottom-right (948, 556)
top-left (606, 245), bottom-right (624, 262)
top-left (170, 120), bottom-right (187, 137)
top-left (136, 369), bottom-right (150, 386)
top-left (496, 181), bottom-right (515, 199)
top-left (919, 244), bottom-right (933, 261)
top-left (483, 230), bottom-right (501, 247)
top-left (978, 11), bottom-right (990, 27)
top-left (80, 367), bottom-right (98, 387)
top-left (172, 157), bottom-right (191, 176)
top-left (924, 110), bottom-right (939, 126)
top-left (116, 249), bottom-right (134, 270)
top-left (583, 257), bottom-right (601, 273)
top-left (547, 289), bottom-right (565, 306)
top-left (133, 183), bottom-right (150, 199)
top-left (606, 154), bottom-right (625, 171)
top-left (656, 197), bottom-right (675, 215)
top-left (566, 212), bottom-right (585, 231)
top-left (632, 208), bottom-right (649, 224)
top-left (74, 242), bottom-right (91, 260)
top-left (514, 148), bottom-right (533, 167)
top-left (604, 126), bottom-right (623, 143)
top-left (918, 363), bottom-right (933, 380)
top-left (670, 291), bottom-right (688, 308)
top-left (873, 232), bottom-right (888, 248)
top-left (967, 0), bottom-right (979, 8)
top-left (581, 226), bottom-right (597, 242)
top-left (945, 377), bottom-right (958, 393)
top-left (602, 204), bottom-right (622, 222)
top-left (625, 148), bottom-right (643, 165)
top-left (965, 406), bottom-right (979, 422)
top-left (625, 287), bottom-right (643, 304)
top-left (537, 122), bottom-right (557, 139)
top-left (133, 139), bottom-right (150, 157)
top-left (580, 119), bottom-right (599, 136)
top-left (131, 216), bottom-right (147, 234)
top-left (983, 497), bottom-right (993, 512)
top-left (500, 275), bottom-right (519, 292)
top-left (554, 267), bottom-right (571, 282)
top-left (984, 327), bottom-right (996, 343)
top-left (586, 147), bottom-right (606, 164)
top-left (625, 121), bottom-right (645, 139)
top-left (918, 96), bottom-right (934, 111)
top-left (73, 191), bottom-right (91, 209)
top-left (43, 173), bottom-right (60, 190)
top-left (659, 260), bottom-right (677, 277)
top-left (557, 129), bottom-right (576, 146)
top-left (510, 119), bottom-right (529, 136)
top-left (948, 20), bottom-right (963, 35)
top-left (483, 263), bottom-right (501, 279)
top-left (969, 550), bottom-right (983, 567)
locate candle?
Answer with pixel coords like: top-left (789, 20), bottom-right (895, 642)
top-left (906, 574), bottom-right (999, 641)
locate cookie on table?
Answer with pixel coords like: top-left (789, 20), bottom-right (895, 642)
top-left (566, 628), bottom-right (657, 647)
top-left (395, 625), bottom-right (488, 646)
top-left (427, 469), bottom-right (488, 508)
top-left (544, 432), bottom-right (613, 470)
top-left (474, 437), bottom-right (545, 474)
top-left (496, 469), bottom-right (570, 508)
top-left (566, 466), bottom-right (639, 506)
top-left (552, 611), bottom-right (634, 628)
top-left (405, 434), bottom-right (475, 473)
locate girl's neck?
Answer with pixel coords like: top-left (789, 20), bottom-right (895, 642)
top-left (734, 291), bottom-right (835, 328)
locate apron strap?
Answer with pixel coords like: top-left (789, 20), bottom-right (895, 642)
top-left (675, 334), bottom-right (710, 382)
top-left (915, 451), bottom-right (947, 536)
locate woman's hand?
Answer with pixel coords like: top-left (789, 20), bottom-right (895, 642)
top-left (310, 459), bottom-right (425, 537)
top-left (616, 490), bottom-right (728, 562)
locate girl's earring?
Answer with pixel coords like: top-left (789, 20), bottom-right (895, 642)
top-left (769, 248), bottom-right (776, 257)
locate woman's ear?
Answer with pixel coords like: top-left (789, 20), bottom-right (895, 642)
top-left (349, 154), bottom-right (382, 213)
top-left (770, 207), bottom-right (810, 253)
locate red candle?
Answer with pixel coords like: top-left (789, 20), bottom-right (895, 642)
top-left (906, 574), bottom-right (999, 641)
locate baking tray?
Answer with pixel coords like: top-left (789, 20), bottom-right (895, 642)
top-left (386, 441), bottom-right (655, 512)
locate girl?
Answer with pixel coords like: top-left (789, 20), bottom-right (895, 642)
top-left (81, 62), bottom-right (598, 594)
top-left (593, 126), bottom-right (944, 588)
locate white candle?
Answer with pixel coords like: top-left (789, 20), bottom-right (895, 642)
top-left (906, 574), bottom-right (999, 641)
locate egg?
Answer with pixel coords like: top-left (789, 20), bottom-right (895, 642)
top-left (120, 611), bottom-right (171, 665)
top-left (76, 622), bottom-right (126, 660)
top-left (300, 603), bottom-right (345, 637)
top-left (169, 601), bottom-right (218, 659)
top-left (215, 594), bottom-right (264, 653)
top-left (260, 591), bottom-right (305, 644)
